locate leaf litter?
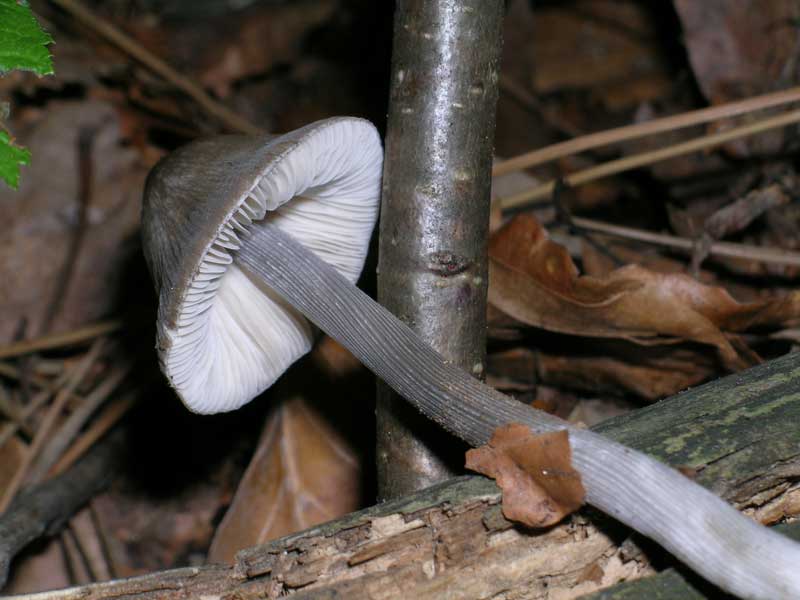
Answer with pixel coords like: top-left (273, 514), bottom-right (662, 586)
top-left (489, 214), bottom-right (800, 372)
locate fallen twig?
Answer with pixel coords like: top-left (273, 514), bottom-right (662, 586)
top-left (0, 428), bottom-right (125, 589)
top-left (497, 108), bottom-right (800, 210)
top-left (493, 85), bottom-right (800, 176)
top-left (570, 216), bottom-right (800, 268)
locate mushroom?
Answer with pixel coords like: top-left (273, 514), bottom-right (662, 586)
top-left (141, 117), bottom-right (383, 413)
top-left (142, 117), bottom-right (800, 600)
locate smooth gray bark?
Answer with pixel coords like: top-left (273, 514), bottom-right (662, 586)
top-left (376, 0), bottom-right (505, 499)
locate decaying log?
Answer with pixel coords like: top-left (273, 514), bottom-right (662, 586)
top-left (9, 353), bottom-right (800, 600)
top-left (583, 522), bottom-right (800, 599)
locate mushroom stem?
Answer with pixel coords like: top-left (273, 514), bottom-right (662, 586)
top-left (237, 220), bottom-right (800, 600)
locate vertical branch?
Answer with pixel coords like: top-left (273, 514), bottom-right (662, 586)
top-left (376, 0), bottom-right (504, 499)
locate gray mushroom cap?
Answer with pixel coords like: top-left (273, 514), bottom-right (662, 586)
top-left (141, 117), bottom-right (383, 413)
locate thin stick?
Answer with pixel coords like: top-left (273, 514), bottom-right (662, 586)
top-left (0, 340), bottom-right (105, 514)
top-left (571, 216), bottom-right (800, 267)
top-left (48, 0), bottom-right (263, 136)
top-left (498, 108), bottom-right (800, 210)
top-left (49, 393), bottom-right (136, 478)
top-left (493, 85), bottom-right (800, 176)
top-left (0, 320), bottom-right (120, 360)
top-left (0, 428), bottom-right (124, 589)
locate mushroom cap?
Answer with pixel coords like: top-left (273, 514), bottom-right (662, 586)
top-left (141, 117), bottom-right (383, 413)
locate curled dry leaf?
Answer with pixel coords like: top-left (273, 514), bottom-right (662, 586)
top-left (465, 424), bottom-right (585, 528)
top-left (488, 215), bottom-right (800, 370)
top-left (208, 396), bottom-right (360, 564)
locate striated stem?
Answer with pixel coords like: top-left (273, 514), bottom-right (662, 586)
top-left (237, 220), bottom-right (800, 600)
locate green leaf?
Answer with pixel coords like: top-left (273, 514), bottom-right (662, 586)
top-left (0, 0), bottom-right (54, 75)
top-left (0, 130), bottom-right (31, 189)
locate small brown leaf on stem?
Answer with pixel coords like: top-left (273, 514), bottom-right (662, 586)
top-left (465, 425), bottom-right (585, 528)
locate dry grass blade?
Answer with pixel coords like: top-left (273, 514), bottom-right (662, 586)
top-left (0, 390), bottom-right (26, 429)
top-left (498, 108), bottom-right (800, 210)
top-left (0, 369), bottom-right (74, 450)
top-left (571, 216), bottom-right (800, 268)
top-left (27, 363), bottom-right (131, 485)
top-left (0, 320), bottom-right (121, 360)
top-left (493, 85), bottom-right (800, 176)
top-left (49, 392), bottom-right (136, 478)
top-left (0, 361), bottom-right (61, 390)
top-left (0, 339), bottom-right (106, 514)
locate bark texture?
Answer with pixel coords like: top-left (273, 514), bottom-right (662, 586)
top-left (16, 353), bottom-right (800, 600)
top-left (376, 0), bottom-right (505, 499)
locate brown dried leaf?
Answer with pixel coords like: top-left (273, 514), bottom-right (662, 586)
top-left (208, 396), bottom-right (360, 564)
top-left (91, 478), bottom-right (227, 578)
top-left (531, 1), bottom-right (671, 109)
top-left (466, 425), bottom-right (584, 528)
top-left (311, 335), bottom-right (363, 379)
top-left (128, 1), bottom-right (336, 99)
top-left (674, 1), bottom-right (800, 103)
top-left (674, 0), bottom-right (800, 156)
top-left (0, 101), bottom-right (146, 342)
top-left (488, 215), bottom-right (800, 370)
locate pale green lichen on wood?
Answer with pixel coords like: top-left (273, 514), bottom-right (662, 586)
top-left (596, 352), bottom-right (800, 498)
top-left (0, 0), bottom-right (53, 189)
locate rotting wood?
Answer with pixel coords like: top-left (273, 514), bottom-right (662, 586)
top-left (7, 352), bottom-right (800, 600)
top-left (580, 523), bottom-right (800, 599)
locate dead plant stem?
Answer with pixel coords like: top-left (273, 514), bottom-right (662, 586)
top-left (498, 109), bottom-right (800, 210)
top-left (571, 216), bottom-right (800, 267)
top-left (0, 320), bottom-right (120, 360)
top-left (493, 86), bottom-right (800, 176)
